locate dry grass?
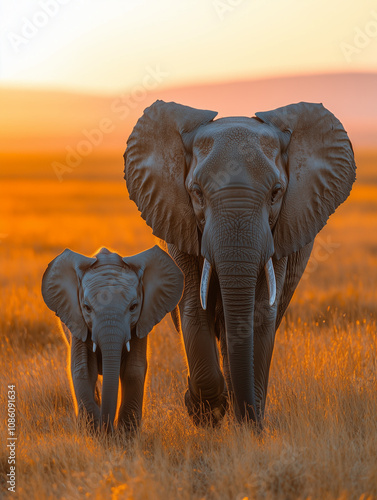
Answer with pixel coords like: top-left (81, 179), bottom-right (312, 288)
top-left (0, 150), bottom-right (376, 499)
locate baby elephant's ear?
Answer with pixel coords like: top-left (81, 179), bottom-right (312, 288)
top-left (41, 249), bottom-right (96, 341)
top-left (123, 246), bottom-right (184, 339)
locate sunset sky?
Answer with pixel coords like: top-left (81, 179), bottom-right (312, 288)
top-left (1, 0), bottom-right (377, 94)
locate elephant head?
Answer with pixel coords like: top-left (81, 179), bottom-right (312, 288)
top-left (42, 245), bottom-right (184, 428)
top-left (124, 101), bottom-right (356, 422)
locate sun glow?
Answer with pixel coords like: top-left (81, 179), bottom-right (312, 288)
top-left (1, 0), bottom-right (376, 94)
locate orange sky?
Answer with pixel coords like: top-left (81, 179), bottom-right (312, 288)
top-left (1, 0), bottom-right (377, 94)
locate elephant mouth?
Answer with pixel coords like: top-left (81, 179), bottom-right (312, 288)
top-left (92, 340), bottom-right (130, 353)
top-left (91, 326), bottom-right (132, 355)
top-left (200, 257), bottom-right (277, 310)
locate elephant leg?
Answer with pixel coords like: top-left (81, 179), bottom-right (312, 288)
top-left (252, 256), bottom-right (288, 421)
top-left (117, 337), bottom-right (148, 433)
top-left (70, 335), bottom-right (100, 427)
top-left (170, 306), bottom-right (181, 333)
top-left (216, 305), bottom-right (233, 400)
top-left (253, 243), bottom-right (313, 420)
top-left (275, 242), bottom-right (314, 330)
top-left (253, 327), bottom-right (276, 421)
top-left (168, 244), bottom-right (227, 426)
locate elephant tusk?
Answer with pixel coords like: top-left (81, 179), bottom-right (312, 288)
top-left (264, 258), bottom-right (276, 306)
top-left (200, 258), bottom-right (212, 310)
top-left (126, 341), bottom-right (130, 353)
top-left (93, 342), bottom-right (97, 353)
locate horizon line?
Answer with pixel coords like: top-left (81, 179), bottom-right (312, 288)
top-left (0, 69), bottom-right (376, 99)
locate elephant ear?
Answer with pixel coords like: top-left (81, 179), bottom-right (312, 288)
top-left (256, 102), bottom-right (356, 260)
top-left (124, 100), bottom-right (217, 255)
top-left (123, 245), bottom-right (184, 339)
top-left (41, 249), bottom-right (96, 341)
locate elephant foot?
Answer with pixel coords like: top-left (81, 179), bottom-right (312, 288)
top-left (117, 419), bottom-right (141, 436)
top-left (117, 410), bottom-right (142, 436)
top-left (184, 377), bottom-right (229, 427)
top-left (77, 407), bottom-right (100, 433)
top-left (240, 415), bottom-right (264, 435)
top-left (233, 402), bottom-right (264, 432)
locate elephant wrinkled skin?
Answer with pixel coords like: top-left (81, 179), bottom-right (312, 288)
top-left (42, 246), bottom-right (183, 431)
top-left (124, 100), bottom-right (356, 426)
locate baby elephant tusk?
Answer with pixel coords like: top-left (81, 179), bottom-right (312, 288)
top-left (200, 258), bottom-right (212, 310)
top-left (93, 342), bottom-right (97, 353)
top-left (126, 341), bottom-right (130, 353)
top-left (264, 258), bottom-right (276, 306)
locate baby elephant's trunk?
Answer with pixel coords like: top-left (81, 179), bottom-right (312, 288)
top-left (99, 331), bottom-right (125, 431)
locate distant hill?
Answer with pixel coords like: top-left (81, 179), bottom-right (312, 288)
top-left (159, 73), bottom-right (377, 149)
top-left (1, 72), bottom-right (376, 179)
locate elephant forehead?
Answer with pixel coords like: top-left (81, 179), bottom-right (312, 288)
top-left (81, 266), bottom-right (139, 292)
top-left (193, 121), bottom-right (281, 189)
top-left (93, 248), bottom-right (124, 266)
top-left (194, 118), bottom-right (280, 157)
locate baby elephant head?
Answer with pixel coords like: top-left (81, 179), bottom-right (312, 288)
top-left (42, 245), bottom-right (184, 428)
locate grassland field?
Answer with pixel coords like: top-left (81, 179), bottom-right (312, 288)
top-left (0, 150), bottom-right (376, 499)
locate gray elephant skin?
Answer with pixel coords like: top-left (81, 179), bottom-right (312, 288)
top-left (124, 100), bottom-right (356, 426)
top-left (42, 246), bottom-right (183, 431)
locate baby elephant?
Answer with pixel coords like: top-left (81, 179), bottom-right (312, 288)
top-left (42, 245), bottom-right (184, 431)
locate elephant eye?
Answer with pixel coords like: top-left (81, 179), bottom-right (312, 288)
top-left (129, 302), bottom-right (138, 312)
top-left (191, 184), bottom-right (204, 206)
top-left (83, 303), bottom-right (92, 313)
top-left (271, 184), bottom-right (282, 204)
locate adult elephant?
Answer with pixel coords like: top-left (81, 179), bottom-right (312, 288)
top-left (123, 100), bottom-right (356, 426)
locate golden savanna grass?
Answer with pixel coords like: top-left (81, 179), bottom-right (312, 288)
top-left (1, 151), bottom-right (377, 499)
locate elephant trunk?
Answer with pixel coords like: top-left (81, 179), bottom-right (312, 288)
top-left (204, 204), bottom-right (274, 423)
top-left (216, 263), bottom-right (258, 422)
top-left (98, 324), bottom-right (127, 431)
